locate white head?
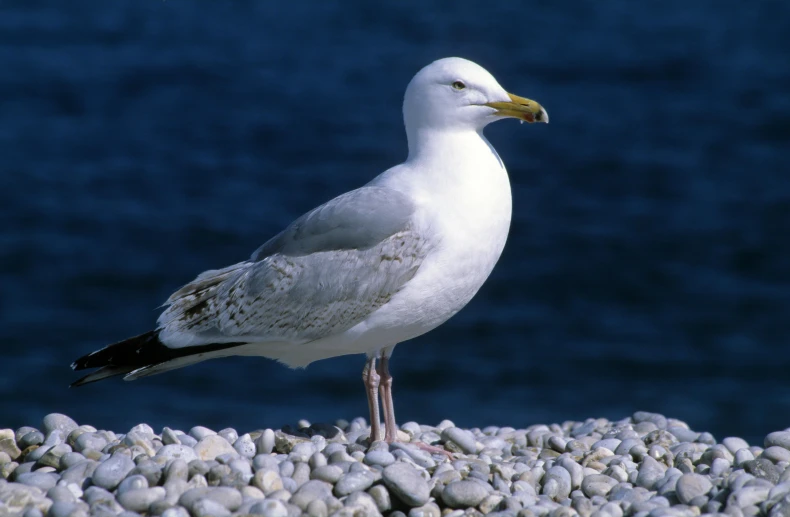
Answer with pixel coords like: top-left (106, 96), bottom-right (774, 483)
top-left (403, 57), bottom-right (548, 137)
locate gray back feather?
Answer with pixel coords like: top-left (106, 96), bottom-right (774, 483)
top-left (252, 187), bottom-right (416, 259)
top-left (157, 186), bottom-right (429, 345)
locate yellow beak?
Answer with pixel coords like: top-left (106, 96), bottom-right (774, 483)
top-left (485, 93), bottom-right (548, 124)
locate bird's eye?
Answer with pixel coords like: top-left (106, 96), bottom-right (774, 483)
top-left (451, 81), bottom-right (466, 90)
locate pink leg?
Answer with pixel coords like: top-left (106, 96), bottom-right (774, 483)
top-left (377, 354), bottom-right (398, 443)
top-left (378, 351), bottom-right (453, 458)
top-left (362, 356), bottom-right (381, 442)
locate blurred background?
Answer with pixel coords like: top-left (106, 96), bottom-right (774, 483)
top-left (1, 1), bottom-right (789, 444)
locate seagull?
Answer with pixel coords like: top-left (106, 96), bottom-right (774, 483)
top-left (71, 57), bottom-right (548, 444)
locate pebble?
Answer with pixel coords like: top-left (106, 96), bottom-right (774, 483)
top-left (675, 473), bottom-right (713, 504)
top-left (442, 427), bottom-right (478, 454)
top-left (383, 462), bottom-right (431, 507)
top-left (442, 479), bottom-right (489, 508)
top-left (41, 414), bottom-right (78, 438)
top-left (91, 452), bottom-right (135, 490)
top-left (194, 435), bottom-right (236, 461)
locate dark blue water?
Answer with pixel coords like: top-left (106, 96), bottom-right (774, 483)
top-left (1, 1), bottom-right (789, 444)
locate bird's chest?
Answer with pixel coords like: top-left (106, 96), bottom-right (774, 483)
top-left (404, 164), bottom-right (513, 325)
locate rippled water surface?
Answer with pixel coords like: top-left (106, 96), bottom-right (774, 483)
top-left (1, 1), bottom-right (789, 443)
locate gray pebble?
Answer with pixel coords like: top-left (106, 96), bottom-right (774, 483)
top-left (117, 474), bottom-right (148, 494)
top-left (249, 499), bottom-right (289, 517)
top-left (218, 428), bottom-right (238, 444)
top-left (162, 507), bottom-right (190, 517)
top-left (382, 462), bottom-right (431, 507)
top-left (161, 427), bottom-right (181, 446)
top-left (307, 464), bottom-right (341, 484)
top-left (47, 485), bottom-right (76, 504)
top-left (365, 449), bottom-right (396, 467)
top-left (189, 426), bottom-right (217, 440)
top-left (334, 471), bottom-right (375, 496)
top-left (764, 447), bottom-right (790, 463)
top-left (91, 452), bottom-right (135, 490)
top-left (543, 466), bottom-right (572, 500)
top-left (233, 434), bottom-right (256, 459)
top-left (441, 427), bottom-right (478, 454)
top-left (581, 474), bottom-right (618, 498)
top-left (256, 429), bottom-right (276, 455)
top-left (724, 437), bottom-right (751, 454)
top-left (15, 472), bottom-right (58, 491)
top-left (19, 431), bottom-right (45, 449)
top-left (289, 479), bottom-right (333, 510)
top-left (442, 479), bottom-right (489, 508)
top-left (675, 473), bottom-right (713, 504)
top-left (179, 486), bottom-right (243, 511)
top-left (636, 456), bottom-right (665, 490)
top-left (42, 414), bottom-right (78, 438)
top-left (368, 484), bottom-right (392, 512)
top-left (47, 501), bottom-right (78, 517)
top-left (766, 432), bottom-right (790, 450)
top-left (192, 498), bottom-right (232, 517)
top-left (194, 435), bottom-right (236, 461)
top-left (118, 486), bottom-right (167, 512)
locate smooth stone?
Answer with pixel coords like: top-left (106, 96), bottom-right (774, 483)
top-left (766, 432), bottom-right (790, 451)
top-left (368, 485), bottom-right (392, 513)
top-left (194, 435), bottom-right (236, 461)
top-left (365, 450), bottom-right (396, 467)
top-left (47, 501), bottom-right (78, 517)
top-left (676, 473), bottom-right (713, 504)
top-left (15, 472), bottom-right (58, 491)
top-left (345, 491), bottom-right (382, 516)
top-left (255, 429), bottom-right (276, 455)
top-left (249, 499), bottom-right (288, 517)
top-left (724, 437), bottom-right (751, 455)
top-left (178, 486), bottom-right (243, 511)
top-left (581, 474), bottom-right (618, 498)
top-left (305, 498), bottom-right (328, 517)
top-left (42, 414), bottom-right (78, 437)
top-left (383, 462), bottom-right (431, 507)
top-left (0, 438), bottom-right (22, 460)
top-left (218, 428), bottom-right (238, 445)
top-left (161, 427), bottom-right (181, 446)
top-left (253, 469), bottom-right (284, 495)
top-left (19, 431), bottom-right (45, 450)
top-left (442, 479), bottom-right (489, 508)
top-left (157, 444), bottom-right (198, 463)
top-left (46, 485), bottom-right (76, 504)
top-left (334, 471), bottom-right (375, 496)
top-left (192, 498), bottom-right (231, 517)
top-left (543, 466), bottom-right (572, 500)
top-left (764, 447), bottom-right (790, 463)
top-left (667, 427), bottom-right (699, 443)
top-left (735, 485), bottom-right (771, 507)
top-left (636, 456), bottom-right (665, 490)
top-left (289, 442), bottom-right (316, 463)
top-left (189, 427), bottom-right (217, 441)
top-left (91, 452), bottom-right (135, 490)
top-left (441, 427), bottom-right (478, 454)
top-left (118, 486), bottom-right (167, 512)
top-left (162, 507), bottom-right (191, 517)
top-left (117, 474), bottom-right (149, 495)
top-left (233, 434), bottom-right (257, 459)
top-left (37, 444), bottom-right (72, 469)
top-left (289, 479), bottom-right (333, 510)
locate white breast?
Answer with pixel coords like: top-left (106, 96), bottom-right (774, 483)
top-left (347, 131), bottom-right (513, 348)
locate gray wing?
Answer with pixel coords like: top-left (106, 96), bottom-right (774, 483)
top-left (156, 186), bottom-right (430, 345)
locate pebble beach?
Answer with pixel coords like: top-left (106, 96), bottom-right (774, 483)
top-left (1, 412), bottom-right (788, 517)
